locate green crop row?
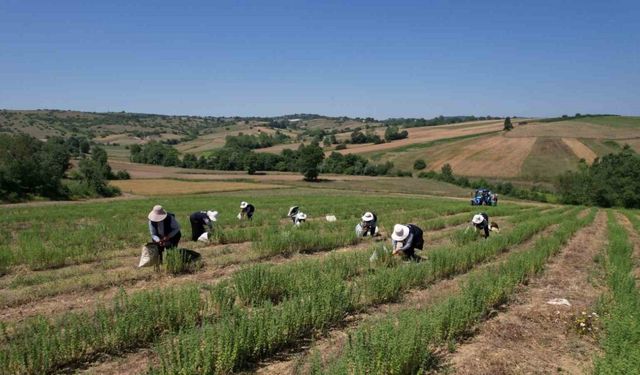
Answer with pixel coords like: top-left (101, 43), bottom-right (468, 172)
top-left (593, 212), bottom-right (640, 374)
top-left (0, 205), bottom-right (560, 374)
top-left (315, 209), bottom-right (597, 374)
top-left (147, 208), bottom-right (576, 374)
top-left (0, 194), bottom-right (526, 272)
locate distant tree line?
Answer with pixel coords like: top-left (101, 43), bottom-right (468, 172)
top-left (555, 147), bottom-right (640, 208)
top-left (418, 163), bottom-right (551, 202)
top-left (130, 141), bottom-right (396, 179)
top-left (224, 131), bottom-right (290, 149)
top-left (0, 134), bottom-right (122, 202)
top-left (384, 115), bottom-right (500, 128)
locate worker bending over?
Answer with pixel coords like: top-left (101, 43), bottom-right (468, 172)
top-left (471, 213), bottom-right (493, 238)
top-left (391, 223), bottom-right (424, 261)
top-left (239, 201), bottom-right (255, 220)
top-left (358, 212), bottom-right (378, 237)
top-left (189, 210), bottom-right (218, 241)
top-left (148, 205), bottom-right (181, 261)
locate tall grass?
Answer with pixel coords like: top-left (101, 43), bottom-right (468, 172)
top-left (593, 212), bottom-right (640, 374)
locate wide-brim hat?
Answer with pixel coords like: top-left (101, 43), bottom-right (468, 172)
top-left (240, 201), bottom-right (248, 209)
top-left (391, 224), bottom-right (410, 241)
top-left (288, 206), bottom-right (299, 217)
top-left (207, 210), bottom-right (218, 222)
top-left (362, 212), bottom-right (374, 222)
top-left (472, 214), bottom-right (485, 225)
top-left (296, 212), bottom-right (307, 220)
top-left (148, 205), bottom-right (167, 222)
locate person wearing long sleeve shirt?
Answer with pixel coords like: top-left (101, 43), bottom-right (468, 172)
top-left (148, 205), bottom-right (182, 261)
top-left (189, 210), bottom-right (218, 241)
top-left (239, 201), bottom-right (255, 220)
top-left (472, 213), bottom-right (490, 238)
top-left (391, 223), bottom-right (424, 261)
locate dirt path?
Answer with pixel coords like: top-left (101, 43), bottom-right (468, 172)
top-left (253, 222), bottom-right (562, 375)
top-left (445, 210), bottom-right (606, 375)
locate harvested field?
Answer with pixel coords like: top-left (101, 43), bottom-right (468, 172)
top-left (506, 120), bottom-right (640, 140)
top-left (562, 137), bottom-right (598, 163)
top-left (111, 179), bottom-right (286, 195)
top-left (417, 134), bottom-right (535, 178)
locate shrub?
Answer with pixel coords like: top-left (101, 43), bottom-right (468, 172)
top-left (413, 159), bottom-right (427, 170)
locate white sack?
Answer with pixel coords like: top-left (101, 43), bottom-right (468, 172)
top-left (326, 215), bottom-right (337, 222)
top-left (197, 232), bottom-right (209, 242)
top-left (138, 244), bottom-right (160, 268)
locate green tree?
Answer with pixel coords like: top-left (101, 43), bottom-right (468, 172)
top-left (503, 117), bottom-right (513, 131)
top-left (413, 159), bottom-right (427, 170)
top-left (441, 163), bottom-right (454, 182)
top-left (297, 143), bottom-right (325, 181)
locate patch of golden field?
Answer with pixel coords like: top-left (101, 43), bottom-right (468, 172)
top-left (111, 179), bottom-right (286, 195)
top-left (561, 138), bottom-right (597, 163)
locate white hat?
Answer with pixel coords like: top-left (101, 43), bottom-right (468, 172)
top-left (296, 212), bottom-right (307, 220)
top-left (288, 206), bottom-right (299, 217)
top-left (391, 224), bottom-right (410, 241)
top-left (362, 212), bottom-right (374, 222)
top-left (207, 210), bottom-right (218, 222)
top-left (240, 201), bottom-right (248, 209)
top-left (148, 205), bottom-right (167, 222)
top-left (472, 214), bottom-right (485, 225)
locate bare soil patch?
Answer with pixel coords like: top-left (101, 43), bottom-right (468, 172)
top-left (562, 138), bottom-right (598, 163)
top-left (446, 210), bottom-right (607, 375)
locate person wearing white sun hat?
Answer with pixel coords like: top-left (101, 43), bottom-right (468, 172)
top-left (358, 211), bottom-right (378, 237)
top-left (189, 210), bottom-right (218, 241)
top-left (147, 204), bottom-right (181, 261)
top-left (239, 201), bottom-right (255, 220)
top-left (471, 212), bottom-right (491, 238)
top-left (391, 223), bottom-right (424, 261)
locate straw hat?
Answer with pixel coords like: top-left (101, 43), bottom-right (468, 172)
top-left (362, 212), bottom-right (374, 222)
top-left (148, 205), bottom-right (167, 222)
top-left (391, 224), bottom-right (410, 241)
top-left (240, 201), bottom-right (248, 209)
top-left (472, 214), bottom-right (485, 225)
top-left (296, 212), bottom-right (307, 220)
top-left (207, 210), bottom-right (218, 222)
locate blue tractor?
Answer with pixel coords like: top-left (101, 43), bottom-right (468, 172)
top-left (470, 188), bottom-right (496, 206)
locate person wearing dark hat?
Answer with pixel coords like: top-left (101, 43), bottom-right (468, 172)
top-left (189, 210), bottom-right (218, 241)
top-left (471, 213), bottom-right (491, 238)
top-left (359, 212), bottom-right (378, 237)
top-left (148, 205), bottom-right (181, 261)
top-left (239, 201), bottom-right (255, 220)
top-left (391, 223), bottom-right (424, 261)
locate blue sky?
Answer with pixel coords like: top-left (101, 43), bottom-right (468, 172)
top-left (1, 0), bottom-right (638, 118)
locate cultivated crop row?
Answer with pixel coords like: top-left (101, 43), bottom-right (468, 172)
top-left (0, 194), bottom-right (522, 272)
top-left (0, 206), bottom-right (561, 374)
top-left (148, 207), bottom-right (576, 374)
top-left (312, 209), bottom-right (597, 374)
top-left (593, 212), bottom-right (640, 373)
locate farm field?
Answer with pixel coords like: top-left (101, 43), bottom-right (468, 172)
top-left (362, 116), bottom-right (640, 181)
top-left (1, 186), bottom-right (638, 374)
